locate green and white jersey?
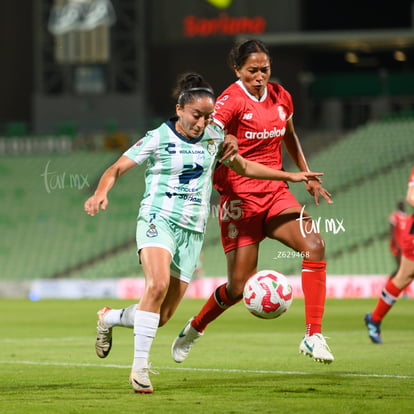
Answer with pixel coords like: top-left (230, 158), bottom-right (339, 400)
top-left (124, 118), bottom-right (224, 233)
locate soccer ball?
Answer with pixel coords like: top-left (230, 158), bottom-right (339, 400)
top-left (243, 270), bottom-right (293, 319)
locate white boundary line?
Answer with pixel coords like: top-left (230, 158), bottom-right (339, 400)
top-left (1, 337), bottom-right (91, 343)
top-left (1, 360), bottom-right (413, 380)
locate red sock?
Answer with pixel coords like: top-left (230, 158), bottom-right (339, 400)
top-left (371, 279), bottom-right (402, 323)
top-left (301, 259), bottom-right (327, 336)
top-left (191, 284), bottom-right (240, 332)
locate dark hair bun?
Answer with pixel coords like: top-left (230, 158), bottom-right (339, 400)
top-left (172, 72), bottom-right (215, 106)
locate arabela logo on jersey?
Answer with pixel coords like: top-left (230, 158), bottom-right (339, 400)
top-left (245, 127), bottom-right (286, 139)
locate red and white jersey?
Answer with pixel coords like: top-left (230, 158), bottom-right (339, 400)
top-left (389, 209), bottom-right (410, 252)
top-left (212, 80), bottom-right (293, 194)
top-left (389, 167), bottom-right (414, 250)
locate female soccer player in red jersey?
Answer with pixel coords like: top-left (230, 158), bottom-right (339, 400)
top-left (388, 199), bottom-right (410, 275)
top-left (364, 166), bottom-right (414, 343)
top-left (172, 39), bottom-right (335, 364)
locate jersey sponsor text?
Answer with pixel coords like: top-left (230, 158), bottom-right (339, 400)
top-left (245, 126), bottom-right (286, 139)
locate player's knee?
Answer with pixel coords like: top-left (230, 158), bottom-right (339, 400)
top-left (303, 234), bottom-right (325, 260)
top-left (145, 280), bottom-right (169, 304)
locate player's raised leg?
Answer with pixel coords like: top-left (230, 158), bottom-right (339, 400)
top-left (266, 207), bottom-right (334, 364)
top-left (95, 304), bottom-right (137, 358)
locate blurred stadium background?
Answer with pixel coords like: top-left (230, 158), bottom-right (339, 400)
top-left (0, 0), bottom-right (413, 298)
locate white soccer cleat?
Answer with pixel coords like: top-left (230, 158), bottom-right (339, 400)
top-left (129, 365), bottom-right (157, 394)
top-left (95, 307), bottom-right (113, 358)
top-left (299, 333), bottom-right (334, 364)
top-left (171, 318), bottom-right (203, 363)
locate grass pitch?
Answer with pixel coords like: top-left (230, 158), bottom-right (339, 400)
top-left (1, 298), bottom-right (413, 414)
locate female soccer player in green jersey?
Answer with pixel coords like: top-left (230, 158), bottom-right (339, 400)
top-left (84, 72), bottom-right (324, 394)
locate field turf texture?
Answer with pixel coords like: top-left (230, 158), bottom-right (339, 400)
top-left (1, 298), bottom-right (413, 414)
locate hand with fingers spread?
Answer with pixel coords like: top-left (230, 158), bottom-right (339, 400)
top-left (305, 179), bottom-right (333, 205)
top-left (288, 171), bottom-right (324, 183)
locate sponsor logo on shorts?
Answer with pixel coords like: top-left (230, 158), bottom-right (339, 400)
top-left (146, 224), bottom-right (158, 237)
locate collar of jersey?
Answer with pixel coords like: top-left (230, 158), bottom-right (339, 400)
top-left (166, 117), bottom-right (204, 144)
top-left (236, 79), bottom-right (268, 102)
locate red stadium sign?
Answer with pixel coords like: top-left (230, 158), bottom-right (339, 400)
top-left (183, 13), bottom-right (266, 37)
top-left (149, 0), bottom-right (284, 45)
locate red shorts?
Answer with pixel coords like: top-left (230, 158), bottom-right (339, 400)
top-left (219, 188), bottom-right (301, 253)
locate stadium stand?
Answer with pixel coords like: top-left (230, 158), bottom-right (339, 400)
top-left (0, 151), bottom-right (141, 280)
top-left (0, 116), bottom-right (413, 282)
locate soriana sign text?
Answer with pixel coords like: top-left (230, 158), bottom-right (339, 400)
top-left (183, 13), bottom-right (266, 37)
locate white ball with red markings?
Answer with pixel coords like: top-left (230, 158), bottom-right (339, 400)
top-left (243, 270), bottom-right (293, 319)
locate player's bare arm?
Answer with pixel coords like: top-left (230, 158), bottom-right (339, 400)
top-left (406, 185), bottom-right (414, 208)
top-left (283, 119), bottom-right (333, 205)
top-left (226, 154), bottom-right (323, 183)
top-left (219, 133), bottom-right (238, 162)
top-left (84, 156), bottom-right (137, 216)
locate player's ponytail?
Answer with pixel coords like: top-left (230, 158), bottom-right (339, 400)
top-left (172, 72), bottom-right (215, 107)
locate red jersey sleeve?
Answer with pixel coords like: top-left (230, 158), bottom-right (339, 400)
top-left (212, 87), bottom-right (244, 133)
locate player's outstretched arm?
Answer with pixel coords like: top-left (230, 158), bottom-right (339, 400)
top-left (226, 153), bottom-right (323, 183)
top-left (283, 119), bottom-right (333, 205)
top-left (84, 155), bottom-right (137, 216)
top-left (406, 184), bottom-right (414, 208)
